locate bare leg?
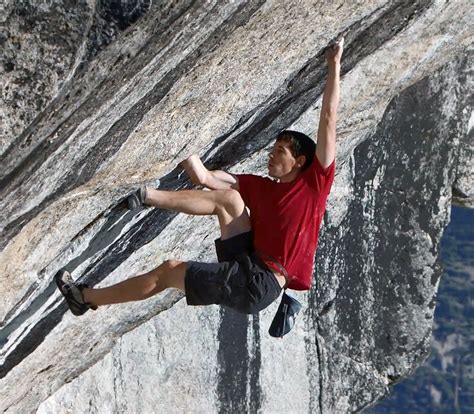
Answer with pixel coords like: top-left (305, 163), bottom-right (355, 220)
top-left (145, 187), bottom-right (251, 240)
top-left (83, 260), bottom-right (186, 307)
top-left (82, 188), bottom-right (251, 307)
top-left (145, 188), bottom-right (221, 215)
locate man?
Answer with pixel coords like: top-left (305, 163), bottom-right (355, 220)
top-left (56, 38), bottom-right (344, 320)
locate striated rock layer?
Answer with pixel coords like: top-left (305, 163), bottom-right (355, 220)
top-left (1, 1), bottom-right (473, 413)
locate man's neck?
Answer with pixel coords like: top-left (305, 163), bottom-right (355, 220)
top-left (278, 168), bottom-right (301, 183)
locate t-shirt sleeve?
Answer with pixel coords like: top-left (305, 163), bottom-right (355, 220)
top-left (235, 174), bottom-right (262, 209)
top-left (235, 174), bottom-right (260, 208)
top-left (303, 155), bottom-right (336, 196)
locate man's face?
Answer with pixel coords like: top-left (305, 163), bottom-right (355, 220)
top-left (268, 140), bottom-right (304, 178)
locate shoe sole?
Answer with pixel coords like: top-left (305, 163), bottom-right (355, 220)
top-left (54, 270), bottom-right (88, 316)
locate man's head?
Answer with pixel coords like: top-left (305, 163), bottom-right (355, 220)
top-left (268, 130), bottom-right (315, 180)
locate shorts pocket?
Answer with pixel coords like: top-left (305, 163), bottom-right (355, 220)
top-left (247, 271), bottom-right (281, 313)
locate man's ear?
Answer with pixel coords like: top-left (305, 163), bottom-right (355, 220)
top-left (296, 155), bottom-right (306, 169)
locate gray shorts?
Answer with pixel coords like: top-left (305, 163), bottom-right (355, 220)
top-left (184, 231), bottom-right (282, 314)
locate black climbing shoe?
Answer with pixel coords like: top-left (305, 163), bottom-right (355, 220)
top-left (54, 269), bottom-right (96, 316)
top-left (127, 186), bottom-right (147, 210)
top-left (126, 179), bottom-right (161, 210)
top-left (268, 292), bottom-right (302, 338)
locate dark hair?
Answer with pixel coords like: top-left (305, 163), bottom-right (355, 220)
top-left (276, 130), bottom-right (315, 170)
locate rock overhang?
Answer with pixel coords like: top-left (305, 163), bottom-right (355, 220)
top-left (1, 1), bottom-right (473, 412)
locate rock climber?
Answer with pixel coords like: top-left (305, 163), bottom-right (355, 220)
top-left (55, 37), bottom-right (344, 333)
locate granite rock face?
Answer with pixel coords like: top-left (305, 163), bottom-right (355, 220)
top-left (0, 1), bottom-right (473, 413)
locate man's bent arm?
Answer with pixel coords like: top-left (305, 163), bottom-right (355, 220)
top-left (181, 155), bottom-right (239, 190)
top-left (316, 38), bottom-right (343, 168)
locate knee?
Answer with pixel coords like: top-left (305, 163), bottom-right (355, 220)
top-left (159, 260), bottom-right (186, 291)
top-left (219, 189), bottom-right (244, 213)
top-left (161, 259), bottom-right (183, 270)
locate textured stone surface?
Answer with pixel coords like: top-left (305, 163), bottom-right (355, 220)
top-left (1, 0), bottom-right (91, 155)
top-left (0, 0), bottom-right (155, 155)
top-left (315, 54), bottom-right (472, 412)
top-left (0, 1), bottom-right (473, 413)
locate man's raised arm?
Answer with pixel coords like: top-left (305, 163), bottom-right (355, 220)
top-left (316, 37), bottom-right (344, 168)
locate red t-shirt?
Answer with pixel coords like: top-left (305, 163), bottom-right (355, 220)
top-left (236, 156), bottom-right (335, 290)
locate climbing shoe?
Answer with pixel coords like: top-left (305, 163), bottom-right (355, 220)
top-left (268, 292), bottom-right (302, 338)
top-left (54, 269), bottom-right (96, 316)
top-left (127, 186), bottom-right (147, 210)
